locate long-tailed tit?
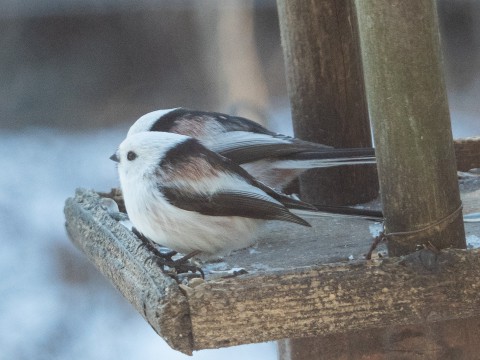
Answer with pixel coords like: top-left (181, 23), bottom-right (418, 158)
top-left (126, 108), bottom-right (376, 190)
top-left (110, 131), bottom-right (313, 257)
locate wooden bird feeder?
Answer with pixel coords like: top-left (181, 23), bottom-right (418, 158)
top-left (65, 0), bottom-right (480, 358)
top-left (65, 180), bottom-right (480, 356)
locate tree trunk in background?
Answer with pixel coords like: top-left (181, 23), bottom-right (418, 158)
top-left (217, 0), bottom-right (269, 125)
top-left (193, 1), bottom-right (269, 125)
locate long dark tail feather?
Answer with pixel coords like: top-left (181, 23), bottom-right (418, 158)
top-left (283, 211), bottom-right (312, 227)
top-left (280, 147), bottom-right (376, 161)
top-left (313, 204), bottom-right (383, 220)
top-left (274, 192), bottom-right (318, 211)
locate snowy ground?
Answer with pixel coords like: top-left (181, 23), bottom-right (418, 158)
top-left (0, 127), bottom-right (276, 360)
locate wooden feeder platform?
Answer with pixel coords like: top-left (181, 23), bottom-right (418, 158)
top-left (64, 167), bottom-right (480, 355)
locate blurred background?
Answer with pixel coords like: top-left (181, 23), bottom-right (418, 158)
top-left (0, 1), bottom-right (478, 359)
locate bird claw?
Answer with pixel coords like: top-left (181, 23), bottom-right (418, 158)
top-left (168, 251), bottom-right (205, 279)
top-left (132, 227), bottom-right (204, 278)
top-left (148, 253), bottom-right (205, 279)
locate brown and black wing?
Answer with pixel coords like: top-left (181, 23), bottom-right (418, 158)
top-left (160, 187), bottom-right (310, 226)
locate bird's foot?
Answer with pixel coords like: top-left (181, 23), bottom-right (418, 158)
top-left (132, 227), bottom-right (178, 258)
top-left (132, 227), bottom-right (204, 278)
top-left (148, 250), bottom-right (205, 280)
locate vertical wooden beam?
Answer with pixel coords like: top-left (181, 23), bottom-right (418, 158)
top-left (277, 0), bottom-right (469, 359)
top-left (354, 0), bottom-right (466, 256)
top-left (276, 0), bottom-right (378, 206)
top-left (276, 0), bottom-right (377, 359)
top-left (307, 1), bottom-right (471, 358)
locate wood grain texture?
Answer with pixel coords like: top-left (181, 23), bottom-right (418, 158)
top-left (185, 247), bottom-right (480, 350)
top-left (276, 0), bottom-right (378, 206)
top-left (354, 0), bottom-right (466, 256)
top-left (64, 187), bottom-right (480, 354)
top-left (278, 316), bottom-right (480, 360)
top-left (64, 189), bottom-right (193, 355)
top-left (455, 137), bottom-right (480, 172)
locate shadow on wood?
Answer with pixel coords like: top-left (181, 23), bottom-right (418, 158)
top-left (278, 317), bottom-right (480, 359)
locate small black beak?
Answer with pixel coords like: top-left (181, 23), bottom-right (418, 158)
top-left (110, 153), bottom-right (120, 163)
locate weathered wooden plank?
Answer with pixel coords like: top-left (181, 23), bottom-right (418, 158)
top-left (64, 187), bottom-right (480, 353)
top-left (64, 189), bottom-right (193, 355)
top-left (455, 137), bottom-right (480, 171)
top-left (277, 316), bottom-right (480, 359)
top-left (186, 247), bottom-right (480, 350)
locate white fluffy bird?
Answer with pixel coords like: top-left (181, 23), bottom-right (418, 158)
top-left (126, 108), bottom-right (376, 190)
top-left (111, 131), bottom-right (313, 257)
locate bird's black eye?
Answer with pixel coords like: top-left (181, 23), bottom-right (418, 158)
top-left (127, 151), bottom-right (137, 161)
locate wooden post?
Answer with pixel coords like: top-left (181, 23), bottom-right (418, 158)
top-left (276, 0), bottom-right (378, 206)
top-left (276, 0), bottom-right (377, 358)
top-left (354, 0), bottom-right (466, 256)
top-left (318, 0), bottom-right (470, 358)
top-left (278, 0), bottom-right (468, 359)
